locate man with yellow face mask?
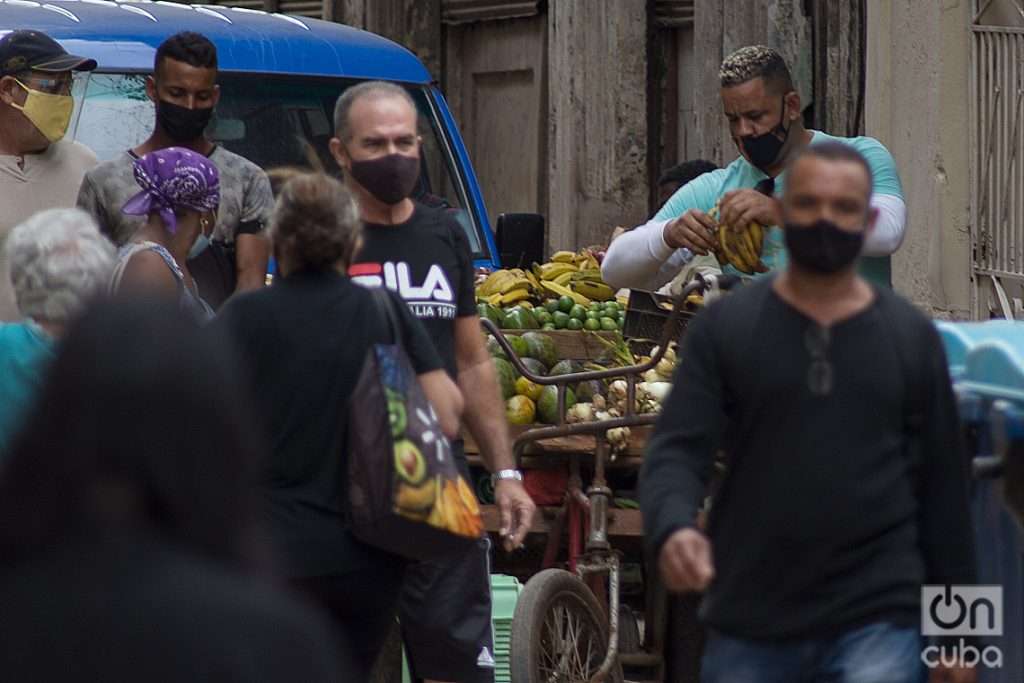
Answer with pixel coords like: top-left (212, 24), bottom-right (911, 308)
top-left (0, 30), bottom-right (97, 321)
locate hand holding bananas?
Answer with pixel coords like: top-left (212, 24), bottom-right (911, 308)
top-left (718, 188), bottom-right (782, 234)
top-left (707, 203), bottom-right (769, 275)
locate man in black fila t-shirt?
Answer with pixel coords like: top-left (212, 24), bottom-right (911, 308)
top-left (641, 142), bottom-right (978, 683)
top-left (333, 81), bottom-right (536, 683)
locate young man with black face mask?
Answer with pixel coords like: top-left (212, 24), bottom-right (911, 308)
top-left (335, 81), bottom-right (536, 683)
top-left (640, 142), bottom-right (977, 683)
top-left (77, 32), bottom-right (272, 308)
top-left (602, 45), bottom-right (907, 291)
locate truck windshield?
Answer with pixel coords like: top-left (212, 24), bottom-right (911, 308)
top-left (71, 73), bottom-right (485, 259)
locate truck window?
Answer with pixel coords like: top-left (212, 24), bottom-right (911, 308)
top-left (72, 73), bottom-right (486, 260)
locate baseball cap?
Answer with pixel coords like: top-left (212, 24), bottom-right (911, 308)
top-left (0, 30), bottom-right (97, 77)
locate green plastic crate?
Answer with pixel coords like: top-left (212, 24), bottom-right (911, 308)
top-left (402, 574), bottom-right (522, 682)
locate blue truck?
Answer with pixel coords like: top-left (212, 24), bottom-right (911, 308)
top-left (2, 0), bottom-right (506, 269)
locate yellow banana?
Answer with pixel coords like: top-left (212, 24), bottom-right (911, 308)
top-left (553, 271), bottom-right (575, 286)
top-left (540, 280), bottom-right (591, 306)
top-left (525, 270), bottom-right (542, 292)
top-left (537, 262), bottom-right (578, 281)
top-left (719, 226), bottom-right (753, 275)
top-left (550, 251), bottom-right (577, 263)
top-left (498, 277), bottom-right (531, 294)
top-left (478, 269), bottom-right (511, 296)
top-left (499, 288), bottom-right (531, 305)
top-left (732, 228), bottom-right (759, 272)
top-left (485, 292), bottom-right (504, 306)
top-left (573, 280), bottom-right (615, 301)
top-left (740, 227), bottom-right (770, 273)
top-left (749, 222), bottom-right (764, 255)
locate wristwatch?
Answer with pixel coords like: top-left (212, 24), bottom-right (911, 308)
top-left (491, 469), bottom-right (524, 486)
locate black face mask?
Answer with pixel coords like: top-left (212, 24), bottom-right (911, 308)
top-left (784, 218), bottom-right (865, 274)
top-left (156, 100), bottom-right (214, 143)
top-left (739, 95), bottom-right (792, 171)
top-left (347, 153), bottom-right (420, 205)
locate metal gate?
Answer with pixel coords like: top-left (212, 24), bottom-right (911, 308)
top-left (971, 0), bottom-right (1024, 319)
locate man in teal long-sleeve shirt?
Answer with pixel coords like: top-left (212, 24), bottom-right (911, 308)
top-left (602, 45), bottom-right (906, 290)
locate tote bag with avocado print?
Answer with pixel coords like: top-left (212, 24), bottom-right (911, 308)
top-left (346, 290), bottom-right (483, 560)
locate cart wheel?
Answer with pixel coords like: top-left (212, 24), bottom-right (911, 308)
top-left (510, 568), bottom-right (624, 683)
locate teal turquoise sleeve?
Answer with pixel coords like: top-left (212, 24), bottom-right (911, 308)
top-left (653, 169), bottom-right (728, 221)
top-left (855, 137), bottom-right (904, 199)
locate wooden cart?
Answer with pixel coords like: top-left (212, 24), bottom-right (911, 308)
top-left (472, 281), bottom-right (704, 683)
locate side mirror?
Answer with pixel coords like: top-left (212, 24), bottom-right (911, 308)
top-left (496, 213), bottom-right (545, 269)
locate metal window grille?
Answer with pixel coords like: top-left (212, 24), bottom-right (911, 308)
top-left (971, 0), bottom-right (1024, 318)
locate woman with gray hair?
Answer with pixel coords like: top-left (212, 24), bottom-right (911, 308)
top-left (0, 207), bottom-right (115, 452)
top-left (216, 172), bottom-right (463, 678)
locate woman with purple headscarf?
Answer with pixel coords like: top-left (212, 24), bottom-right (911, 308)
top-left (110, 147), bottom-right (219, 319)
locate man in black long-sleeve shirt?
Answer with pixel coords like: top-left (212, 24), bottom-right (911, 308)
top-left (641, 141), bottom-right (977, 683)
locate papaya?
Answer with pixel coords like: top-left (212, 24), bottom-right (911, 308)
top-left (520, 332), bottom-right (559, 369)
top-left (508, 335), bottom-right (530, 358)
top-left (477, 302), bottom-right (504, 328)
top-left (492, 357), bottom-right (518, 400)
top-left (575, 379), bottom-right (605, 403)
top-left (502, 306), bottom-right (539, 330)
top-left (537, 385), bottom-right (576, 425)
top-left (519, 357), bottom-right (548, 378)
top-left (486, 335), bottom-right (508, 360)
top-left (506, 395), bottom-right (537, 425)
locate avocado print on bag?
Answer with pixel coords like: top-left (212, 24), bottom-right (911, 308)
top-left (347, 294), bottom-right (483, 560)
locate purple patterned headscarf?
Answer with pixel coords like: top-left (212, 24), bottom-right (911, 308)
top-left (121, 147), bottom-right (220, 234)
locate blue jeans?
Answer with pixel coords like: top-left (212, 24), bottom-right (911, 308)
top-left (701, 621), bottom-right (925, 683)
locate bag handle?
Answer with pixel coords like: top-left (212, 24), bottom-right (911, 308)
top-left (371, 287), bottom-right (402, 346)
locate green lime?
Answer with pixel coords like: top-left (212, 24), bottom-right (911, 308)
top-left (558, 295), bottom-right (575, 314)
top-left (544, 299), bottom-right (560, 313)
top-left (603, 302), bottom-right (620, 315)
top-left (583, 318), bottom-right (601, 331)
top-left (567, 318), bottom-right (583, 331)
top-left (553, 311), bottom-right (570, 329)
top-left (588, 302), bottom-right (602, 313)
top-left (535, 310), bottom-right (553, 325)
top-left (617, 317), bottom-right (625, 330)
top-left (542, 322), bottom-right (556, 331)
top-left (600, 317), bottom-right (618, 332)
top-left (569, 304), bottom-right (587, 321)
top-left (586, 310), bottom-right (601, 321)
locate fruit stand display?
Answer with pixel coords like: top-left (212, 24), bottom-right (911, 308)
top-left (469, 256), bottom-right (705, 683)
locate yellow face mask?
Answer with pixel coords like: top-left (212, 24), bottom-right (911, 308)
top-left (10, 79), bottom-right (73, 143)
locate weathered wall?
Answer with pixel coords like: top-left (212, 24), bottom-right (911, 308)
top-left (692, 0), bottom-right (812, 166)
top-left (546, 0), bottom-right (649, 251)
top-left (866, 0), bottom-right (971, 317)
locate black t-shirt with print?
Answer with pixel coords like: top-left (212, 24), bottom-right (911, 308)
top-left (350, 203), bottom-right (478, 379)
top-left (216, 270), bottom-right (443, 578)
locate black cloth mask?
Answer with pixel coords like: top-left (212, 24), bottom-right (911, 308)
top-left (784, 218), bottom-right (865, 274)
top-left (157, 100), bottom-right (214, 143)
top-left (740, 95), bottom-right (792, 171)
top-left (347, 153), bottom-right (420, 205)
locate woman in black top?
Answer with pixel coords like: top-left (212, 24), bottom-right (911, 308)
top-left (0, 298), bottom-right (346, 682)
top-left (217, 173), bottom-right (462, 677)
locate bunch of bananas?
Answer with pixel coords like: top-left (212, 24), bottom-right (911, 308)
top-left (476, 268), bottom-right (538, 306)
top-left (708, 205), bottom-right (769, 275)
top-left (476, 250), bottom-right (617, 308)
